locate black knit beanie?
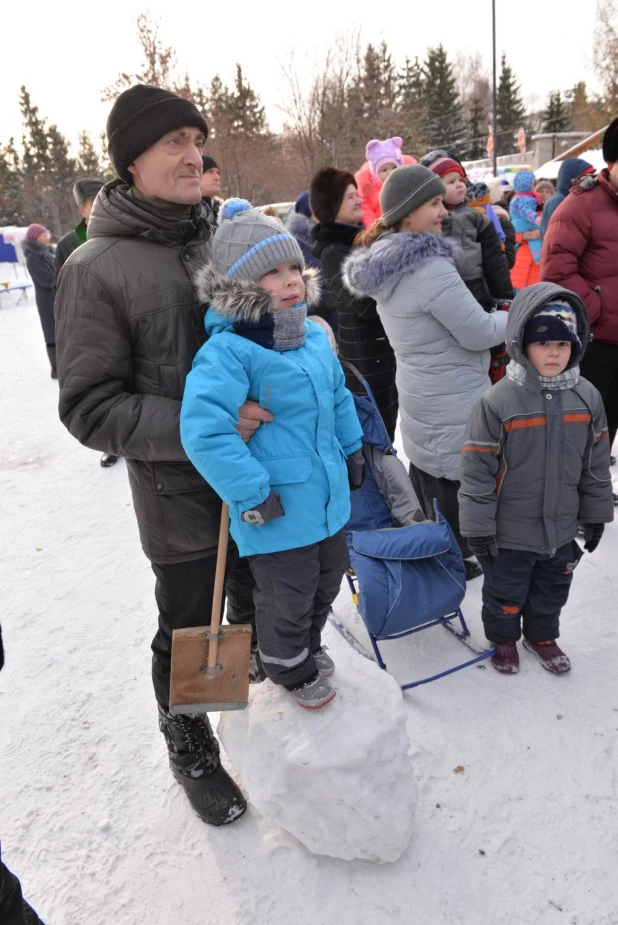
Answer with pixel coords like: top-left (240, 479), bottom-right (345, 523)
top-left (603, 116), bottom-right (618, 164)
top-left (202, 155), bottom-right (219, 172)
top-left (106, 85), bottom-right (209, 183)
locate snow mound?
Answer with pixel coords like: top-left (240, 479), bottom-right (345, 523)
top-left (218, 651), bottom-right (416, 862)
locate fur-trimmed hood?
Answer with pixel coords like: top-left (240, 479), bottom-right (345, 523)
top-left (285, 211), bottom-right (314, 250)
top-left (342, 231), bottom-right (459, 300)
top-left (194, 263), bottom-right (321, 329)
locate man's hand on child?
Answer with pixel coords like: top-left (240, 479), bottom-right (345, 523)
top-left (346, 450), bottom-right (366, 490)
top-left (583, 523), bottom-right (604, 553)
top-left (467, 536), bottom-right (498, 558)
top-left (241, 492), bottom-right (285, 525)
top-left (237, 401), bottom-right (274, 442)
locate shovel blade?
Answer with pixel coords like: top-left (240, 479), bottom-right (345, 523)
top-left (169, 624), bottom-right (253, 715)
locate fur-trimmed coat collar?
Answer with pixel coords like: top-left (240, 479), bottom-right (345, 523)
top-left (342, 231), bottom-right (459, 299)
top-left (194, 263), bottom-right (321, 323)
top-left (285, 211), bottom-right (314, 250)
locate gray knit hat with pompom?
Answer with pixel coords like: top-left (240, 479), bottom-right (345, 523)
top-left (213, 199), bottom-right (304, 280)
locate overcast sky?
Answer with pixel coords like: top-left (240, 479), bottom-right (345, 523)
top-left (3, 0), bottom-right (599, 154)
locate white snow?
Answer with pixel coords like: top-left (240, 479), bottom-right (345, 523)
top-left (1, 278), bottom-right (618, 925)
top-left (219, 653), bottom-right (416, 863)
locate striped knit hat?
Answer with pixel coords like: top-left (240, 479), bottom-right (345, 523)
top-left (213, 199), bottom-right (304, 280)
top-left (25, 224), bottom-right (49, 241)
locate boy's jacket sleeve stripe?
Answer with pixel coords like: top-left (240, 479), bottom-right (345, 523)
top-left (504, 416), bottom-right (547, 431)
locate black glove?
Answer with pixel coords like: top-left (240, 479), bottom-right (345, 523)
top-left (467, 535), bottom-right (498, 558)
top-left (346, 449), bottom-right (366, 490)
top-left (241, 491), bottom-right (285, 525)
top-left (583, 523), bottom-right (604, 553)
top-left (0, 621), bottom-right (4, 671)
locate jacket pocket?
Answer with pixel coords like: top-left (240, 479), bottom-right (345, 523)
top-left (256, 454), bottom-right (313, 485)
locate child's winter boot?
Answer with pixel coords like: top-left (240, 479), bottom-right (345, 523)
top-left (491, 641), bottom-right (520, 674)
top-left (286, 673), bottom-right (336, 709)
top-left (313, 646), bottom-right (335, 676)
top-left (523, 639), bottom-right (571, 674)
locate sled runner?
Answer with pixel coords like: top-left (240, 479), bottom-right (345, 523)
top-left (340, 365), bottom-right (495, 690)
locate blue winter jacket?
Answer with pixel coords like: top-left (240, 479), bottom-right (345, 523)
top-left (180, 265), bottom-right (363, 557)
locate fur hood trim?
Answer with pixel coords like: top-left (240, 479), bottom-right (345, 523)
top-left (194, 263), bottom-right (321, 321)
top-left (285, 211), bottom-right (314, 249)
top-left (342, 231), bottom-right (459, 298)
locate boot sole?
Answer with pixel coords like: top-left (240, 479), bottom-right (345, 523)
top-left (297, 690), bottom-right (337, 709)
top-left (491, 659), bottom-right (520, 674)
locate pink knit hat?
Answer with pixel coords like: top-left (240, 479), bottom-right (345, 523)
top-left (25, 223), bottom-right (49, 241)
top-left (366, 137), bottom-right (403, 180)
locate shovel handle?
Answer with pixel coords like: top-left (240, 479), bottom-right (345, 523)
top-left (207, 503), bottom-right (230, 670)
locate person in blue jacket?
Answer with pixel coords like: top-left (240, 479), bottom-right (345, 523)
top-left (181, 199), bottom-right (364, 710)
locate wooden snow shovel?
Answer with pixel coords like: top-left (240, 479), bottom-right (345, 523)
top-left (169, 503), bottom-right (252, 715)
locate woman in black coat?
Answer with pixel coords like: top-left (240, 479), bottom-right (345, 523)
top-left (22, 224), bottom-right (57, 378)
top-left (310, 167), bottom-right (398, 439)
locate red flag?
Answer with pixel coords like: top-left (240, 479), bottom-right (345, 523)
top-left (517, 126), bottom-right (526, 153)
top-left (487, 130), bottom-right (494, 159)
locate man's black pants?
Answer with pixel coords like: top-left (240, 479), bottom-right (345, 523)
top-left (478, 541), bottom-right (582, 644)
top-left (151, 545), bottom-right (256, 709)
top-left (579, 339), bottom-right (618, 446)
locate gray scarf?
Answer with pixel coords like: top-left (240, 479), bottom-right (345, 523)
top-left (507, 360), bottom-right (580, 391)
top-left (233, 303), bottom-right (307, 352)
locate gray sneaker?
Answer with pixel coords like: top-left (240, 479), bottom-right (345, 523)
top-left (288, 674), bottom-right (336, 710)
top-left (313, 647), bottom-right (335, 676)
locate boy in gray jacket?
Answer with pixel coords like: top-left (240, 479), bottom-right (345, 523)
top-left (459, 283), bottom-right (614, 674)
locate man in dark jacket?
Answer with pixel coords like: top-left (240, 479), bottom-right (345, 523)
top-left (55, 177), bottom-right (118, 467)
top-left (542, 116), bottom-right (618, 465)
top-left (200, 155), bottom-right (221, 225)
top-left (55, 85), bottom-right (268, 826)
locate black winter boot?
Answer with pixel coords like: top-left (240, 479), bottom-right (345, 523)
top-left (46, 343), bottom-right (57, 379)
top-left (158, 706), bottom-right (247, 825)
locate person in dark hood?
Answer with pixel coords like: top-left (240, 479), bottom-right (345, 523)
top-left (200, 155), bottom-right (221, 225)
top-left (55, 85), bottom-right (264, 827)
top-left (539, 158), bottom-right (594, 239)
top-left (286, 191), bottom-right (338, 334)
top-left (21, 224), bottom-right (56, 378)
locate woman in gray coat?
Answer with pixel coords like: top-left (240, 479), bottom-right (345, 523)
top-left (343, 165), bottom-right (508, 579)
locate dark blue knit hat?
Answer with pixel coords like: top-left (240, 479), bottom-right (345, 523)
top-left (523, 302), bottom-right (581, 368)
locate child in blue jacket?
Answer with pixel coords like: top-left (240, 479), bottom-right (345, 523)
top-left (181, 200), bottom-right (364, 709)
top-left (510, 171), bottom-right (542, 266)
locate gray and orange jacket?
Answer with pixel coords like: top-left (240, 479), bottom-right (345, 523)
top-left (458, 282), bottom-right (614, 554)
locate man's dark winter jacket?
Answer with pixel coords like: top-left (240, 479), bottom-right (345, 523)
top-left (22, 239), bottom-right (56, 343)
top-left (53, 219), bottom-right (88, 292)
top-left (0, 844), bottom-right (44, 925)
top-left (311, 221), bottom-right (398, 438)
top-left (542, 169), bottom-right (618, 345)
top-left (441, 203), bottom-right (513, 311)
top-left (459, 283), bottom-right (614, 554)
top-left (55, 179), bottom-right (222, 564)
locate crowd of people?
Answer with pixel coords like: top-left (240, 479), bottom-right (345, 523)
top-left (2, 80), bottom-right (618, 921)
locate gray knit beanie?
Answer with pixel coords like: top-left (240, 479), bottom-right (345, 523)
top-left (213, 198), bottom-right (304, 279)
top-left (380, 165), bottom-right (446, 228)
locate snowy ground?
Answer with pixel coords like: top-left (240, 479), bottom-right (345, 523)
top-left (1, 278), bottom-right (618, 925)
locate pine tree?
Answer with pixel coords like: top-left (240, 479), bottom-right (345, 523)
top-left (0, 140), bottom-right (24, 226)
top-left (542, 91), bottom-right (571, 132)
top-left (467, 94), bottom-right (489, 160)
top-left (397, 56), bottom-right (429, 156)
top-left (360, 42), bottom-right (398, 137)
top-left (19, 86), bottom-right (51, 173)
top-left (77, 132), bottom-right (103, 176)
top-left (421, 45), bottom-right (466, 154)
top-left (496, 55), bottom-right (527, 156)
